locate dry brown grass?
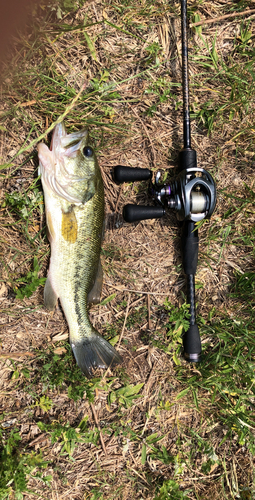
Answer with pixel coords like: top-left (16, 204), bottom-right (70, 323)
top-left (0, 1), bottom-right (255, 499)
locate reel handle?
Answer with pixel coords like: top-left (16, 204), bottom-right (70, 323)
top-left (123, 204), bottom-right (165, 223)
top-left (113, 166), bottom-right (152, 183)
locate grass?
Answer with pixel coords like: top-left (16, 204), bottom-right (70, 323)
top-left (0, 426), bottom-right (51, 499)
top-left (0, 0), bottom-right (255, 498)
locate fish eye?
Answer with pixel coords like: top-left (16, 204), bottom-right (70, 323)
top-left (83, 146), bottom-right (93, 158)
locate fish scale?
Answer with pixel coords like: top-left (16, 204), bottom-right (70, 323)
top-left (60, 192), bottom-right (103, 336)
top-left (38, 121), bottom-right (122, 377)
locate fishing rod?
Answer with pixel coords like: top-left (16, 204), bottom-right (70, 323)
top-left (112, 0), bottom-right (216, 362)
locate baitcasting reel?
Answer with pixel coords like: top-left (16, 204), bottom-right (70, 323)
top-left (114, 153), bottom-right (216, 224)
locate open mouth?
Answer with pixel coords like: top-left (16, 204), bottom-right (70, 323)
top-left (51, 124), bottom-right (88, 157)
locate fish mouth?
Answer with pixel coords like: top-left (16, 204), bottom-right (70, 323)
top-left (51, 122), bottom-right (88, 158)
top-left (38, 122), bottom-right (90, 204)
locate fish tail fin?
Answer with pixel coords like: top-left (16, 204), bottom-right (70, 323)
top-left (71, 330), bottom-right (122, 378)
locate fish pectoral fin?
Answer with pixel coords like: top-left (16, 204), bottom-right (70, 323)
top-left (71, 331), bottom-right (122, 378)
top-left (61, 207), bottom-right (78, 243)
top-left (87, 259), bottom-right (103, 305)
top-left (44, 276), bottom-right (58, 311)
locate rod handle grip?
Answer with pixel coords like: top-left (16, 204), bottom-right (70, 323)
top-left (113, 166), bottom-right (151, 183)
top-left (123, 204), bottom-right (165, 223)
top-left (183, 324), bottom-right (201, 362)
top-left (181, 222), bottom-right (199, 275)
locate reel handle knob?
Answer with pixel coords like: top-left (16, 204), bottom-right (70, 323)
top-left (123, 204), bottom-right (165, 223)
top-left (113, 166), bottom-right (152, 183)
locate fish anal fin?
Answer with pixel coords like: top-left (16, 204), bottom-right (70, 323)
top-left (44, 276), bottom-right (58, 311)
top-left (87, 259), bottom-right (103, 305)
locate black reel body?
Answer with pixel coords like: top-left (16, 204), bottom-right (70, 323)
top-left (150, 165), bottom-right (216, 223)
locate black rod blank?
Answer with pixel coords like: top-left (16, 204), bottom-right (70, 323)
top-left (181, 0), bottom-right (191, 149)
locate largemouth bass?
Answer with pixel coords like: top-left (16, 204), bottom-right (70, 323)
top-left (37, 122), bottom-right (122, 377)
